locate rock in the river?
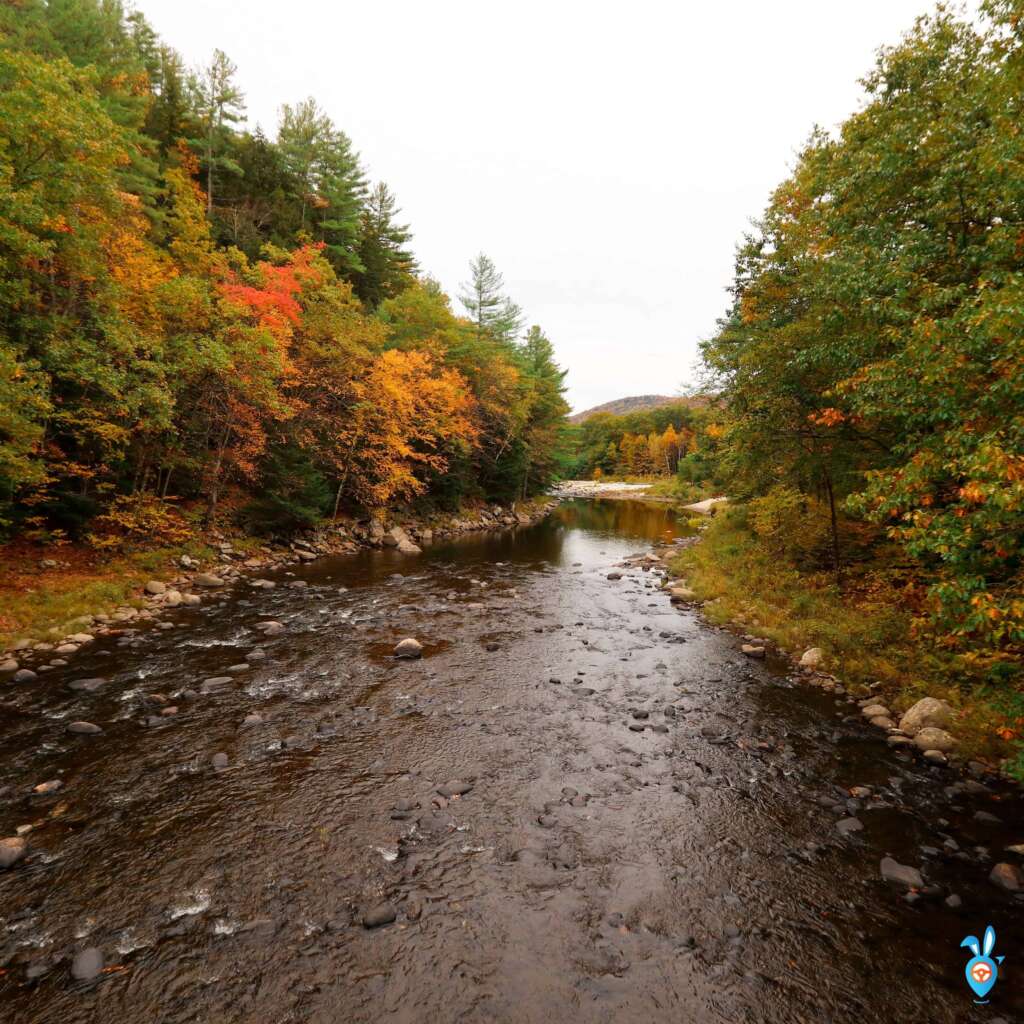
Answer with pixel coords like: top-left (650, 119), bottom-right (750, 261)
top-left (362, 902), bottom-right (397, 928)
top-left (886, 735), bottom-right (914, 748)
top-left (194, 573), bottom-right (225, 587)
top-left (913, 727), bottom-right (956, 753)
top-left (164, 590), bottom-right (182, 607)
top-left (242, 713), bottom-right (263, 726)
top-left (13, 668), bottom-right (37, 683)
top-left (211, 752), bottom-right (229, 770)
top-left (397, 538), bottom-right (422, 555)
top-left (70, 947), bottom-right (104, 981)
top-left (880, 856), bottom-right (923, 889)
top-left (861, 704), bottom-right (889, 719)
top-left (182, 594), bottom-right (201, 606)
top-left (0, 658), bottom-right (18, 673)
top-left (437, 780), bottom-right (473, 797)
top-left (394, 638), bottom-right (423, 659)
top-left (836, 817), bottom-right (864, 836)
top-left (898, 697), bottom-right (952, 736)
top-left (0, 836), bottom-right (27, 868)
top-left (868, 716), bottom-right (895, 729)
top-left (606, 572), bottom-right (622, 581)
top-left (741, 644), bottom-right (765, 658)
top-left (68, 677), bottom-right (106, 693)
top-left (66, 721), bottom-right (102, 735)
top-left (989, 862), bottom-right (1023, 892)
top-left (33, 779), bottom-right (63, 795)
top-left (799, 647), bottom-right (824, 669)
top-left (922, 749), bottom-right (948, 765)
top-left (669, 586), bottom-right (697, 602)
top-left (255, 621), bottom-right (285, 636)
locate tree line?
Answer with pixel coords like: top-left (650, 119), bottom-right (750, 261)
top-left (0, 0), bottom-right (569, 542)
top-left (568, 402), bottom-right (716, 482)
top-left (702, 0), bottom-right (1023, 655)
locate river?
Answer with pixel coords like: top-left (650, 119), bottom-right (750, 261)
top-left (1, 499), bottom-right (1020, 1023)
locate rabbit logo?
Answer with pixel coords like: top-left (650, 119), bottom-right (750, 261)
top-left (961, 925), bottom-right (1003, 1002)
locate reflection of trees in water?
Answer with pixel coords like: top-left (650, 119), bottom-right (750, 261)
top-left (555, 499), bottom-right (694, 543)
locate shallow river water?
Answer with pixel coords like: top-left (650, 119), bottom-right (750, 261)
top-left (1, 499), bottom-right (1021, 1023)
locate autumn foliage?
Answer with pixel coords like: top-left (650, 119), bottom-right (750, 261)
top-left (0, 7), bottom-right (569, 539)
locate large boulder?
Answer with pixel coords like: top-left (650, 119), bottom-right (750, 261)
top-left (397, 539), bottom-right (422, 555)
top-left (383, 526), bottom-right (410, 548)
top-left (898, 697), bottom-right (952, 736)
top-left (913, 727), bottom-right (957, 753)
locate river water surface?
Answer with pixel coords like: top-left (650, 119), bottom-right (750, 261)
top-left (1, 499), bottom-right (1021, 1023)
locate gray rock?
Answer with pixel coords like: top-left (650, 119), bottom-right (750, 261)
top-left (606, 572), bottom-right (622, 581)
top-left (945, 893), bottom-right (962, 910)
top-left (66, 721), bottom-right (102, 735)
top-left (362, 902), bottom-right (397, 928)
top-left (438, 780), bottom-right (473, 797)
top-left (211, 752), bottom-right (229, 770)
top-left (898, 697), bottom-right (952, 736)
top-left (13, 669), bottom-right (38, 683)
top-left (836, 817), bottom-right (864, 836)
top-left (194, 573), bottom-right (225, 587)
top-left (201, 677), bottom-right (232, 693)
top-left (989, 862), bottom-right (1023, 892)
top-left (880, 856), bottom-right (923, 889)
top-left (68, 677), bottom-right (106, 693)
top-left (394, 638), bottom-right (423, 659)
top-left (70, 947), bottom-right (104, 981)
top-left (0, 836), bottom-right (27, 868)
top-left (255, 621), bottom-right (285, 636)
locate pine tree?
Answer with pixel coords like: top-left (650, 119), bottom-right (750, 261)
top-left (190, 49), bottom-right (245, 212)
top-left (458, 253), bottom-right (524, 344)
top-left (353, 183), bottom-right (416, 307)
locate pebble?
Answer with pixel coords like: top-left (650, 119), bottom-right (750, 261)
top-left (66, 721), bottom-right (102, 735)
top-left (70, 947), bottom-right (104, 981)
top-left (989, 862), bottom-right (1022, 892)
top-left (362, 902), bottom-right (397, 928)
top-left (437, 780), bottom-right (473, 797)
top-left (880, 856), bottom-right (923, 889)
top-left (13, 669), bottom-right (38, 683)
top-left (212, 752), bottom-right (229, 770)
top-left (394, 638), bottom-right (423, 659)
top-left (836, 817), bottom-right (863, 836)
top-left (0, 836), bottom-right (27, 868)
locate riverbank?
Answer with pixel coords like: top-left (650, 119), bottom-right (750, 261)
top-left (0, 497), bottom-right (558, 670)
top-left (659, 507), bottom-right (1024, 782)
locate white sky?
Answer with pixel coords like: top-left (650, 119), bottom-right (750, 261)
top-left (139, 0), bottom-right (963, 413)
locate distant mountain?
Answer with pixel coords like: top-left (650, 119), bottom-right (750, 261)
top-left (569, 394), bottom-right (703, 424)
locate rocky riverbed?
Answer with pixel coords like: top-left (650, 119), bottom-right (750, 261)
top-left (0, 498), bottom-right (1021, 1023)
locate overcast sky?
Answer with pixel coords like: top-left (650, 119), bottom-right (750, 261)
top-left (140, 0), bottom-right (960, 413)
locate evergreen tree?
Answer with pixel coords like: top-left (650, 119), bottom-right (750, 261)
top-left (354, 183), bottom-right (416, 307)
top-left (459, 252), bottom-right (524, 344)
top-left (190, 49), bottom-right (245, 212)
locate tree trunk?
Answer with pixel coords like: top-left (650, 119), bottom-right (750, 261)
top-left (824, 473), bottom-right (841, 585)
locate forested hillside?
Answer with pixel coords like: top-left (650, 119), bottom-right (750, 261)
top-left (567, 401), bottom-right (717, 484)
top-left (0, 1), bottom-right (569, 544)
top-left (700, 2), bottom-right (1023, 693)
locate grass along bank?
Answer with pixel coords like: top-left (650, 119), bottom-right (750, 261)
top-left (667, 507), bottom-right (1024, 780)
